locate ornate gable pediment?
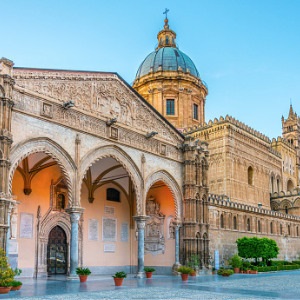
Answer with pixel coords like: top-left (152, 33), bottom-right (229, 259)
top-left (12, 69), bottom-right (183, 146)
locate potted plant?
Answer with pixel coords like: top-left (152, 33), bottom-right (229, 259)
top-left (76, 267), bottom-right (91, 282)
top-left (112, 271), bottom-right (127, 286)
top-left (9, 280), bottom-right (23, 291)
top-left (144, 267), bottom-right (155, 278)
top-left (242, 261), bottom-right (251, 274)
top-left (217, 268), bottom-right (234, 277)
top-left (229, 254), bottom-right (243, 273)
top-left (177, 266), bottom-right (192, 281)
top-left (0, 248), bottom-right (14, 294)
top-left (250, 265), bottom-right (258, 274)
top-left (187, 254), bottom-right (199, 276)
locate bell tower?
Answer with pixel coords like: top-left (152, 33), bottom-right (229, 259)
top-left (0, 58), bottom-right (15, 250)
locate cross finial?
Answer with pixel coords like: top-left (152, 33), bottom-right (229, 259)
top-left (163, 8), bottom-right (169, 19)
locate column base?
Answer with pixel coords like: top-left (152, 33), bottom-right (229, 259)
top-left (135, 271), bottom-right (144, 278)
top-left (67, 274), bottom-right (79, 280)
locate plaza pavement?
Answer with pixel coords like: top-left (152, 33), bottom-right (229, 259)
top-left (2, 270), bottom-right (299, 300)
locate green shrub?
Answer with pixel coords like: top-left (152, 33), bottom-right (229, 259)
top-left (177, 266), bottom-right (193, 274)
top-left (144, 267), bottom-right (155, 272)
top-left (217, 268), bottom-right (234, 276)
top-left (229, 254), bottom-right (243, 268)
top-left (112, 271), bottom-right (127, 278)
top-left (76, 267), bottom-right (91, 275)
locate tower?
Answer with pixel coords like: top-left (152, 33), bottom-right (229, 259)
top-left (133, 17), bottom-right (208, 131)
top-left (0, 58), bottom-right (15, 249)
top-left (282, 104), bottom-right (300, 148)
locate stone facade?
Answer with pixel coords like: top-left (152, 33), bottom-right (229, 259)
top-left (1, 17), bottom-right (300, 278)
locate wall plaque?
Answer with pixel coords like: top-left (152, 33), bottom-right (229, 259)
top-left (20, 213), bottom-right (33, 238)
top-left (121, 223), bottom-right (128, 242)
top-left (88, 219), bottom-right (98, 240)
top-left (103, 218), bottom-right (116, 241)
top-left (104, 244), bottom-right (116, 253)
top-left (104, 206), bottom-right (115, 215)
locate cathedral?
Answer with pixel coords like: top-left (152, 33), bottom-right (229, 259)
top-left (0, 16), bottom-right (299, 278)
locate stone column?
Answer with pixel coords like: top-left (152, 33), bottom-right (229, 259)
top-left (66, 208), bottom-right (83, 279)
top-left (133, 216), bottom-right (148, 278)
top-left (174, 224), bottom-right (180, 265)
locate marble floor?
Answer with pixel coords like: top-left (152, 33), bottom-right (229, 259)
top-left (2, 270), bottom-right (299, 299)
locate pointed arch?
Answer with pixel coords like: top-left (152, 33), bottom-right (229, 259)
top-left (9, 137), bottom-right (76, 205)
top-left (145, 170), bottom-right (182, 221)
top-left (79, 145), bottom-right (143, 214)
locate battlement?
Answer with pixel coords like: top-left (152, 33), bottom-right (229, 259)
top-left (208, 193), bottom-right (300, 221)
top-left (184, 115), bottom-right (271, 143)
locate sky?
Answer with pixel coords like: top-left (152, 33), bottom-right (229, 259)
top-left (2, 0), bottom-right (300, 139)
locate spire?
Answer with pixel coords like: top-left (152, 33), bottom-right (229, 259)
top-left (156, 9), bottom-right (177, 50)
top-left (288, 104), bottom-right (296, 120)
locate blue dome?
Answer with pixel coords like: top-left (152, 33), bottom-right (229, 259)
top-left (135, 47), bottom-right (200, 79)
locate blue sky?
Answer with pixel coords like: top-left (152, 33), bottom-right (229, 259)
top-left (2, 0), bottom-right (300, 138)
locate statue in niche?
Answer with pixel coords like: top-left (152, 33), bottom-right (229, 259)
top-left (10, 206), bottom-right (18, 239)
top-left (145, 196), bottom-right (165, 254)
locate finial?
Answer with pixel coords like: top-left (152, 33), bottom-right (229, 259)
top-left (163, 8), bottom-right (169, 29)
top-left (163, 8), bottom-right (169, 19)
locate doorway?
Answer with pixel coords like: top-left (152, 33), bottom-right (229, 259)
top-left (47, 226), bottom-right (67, 275)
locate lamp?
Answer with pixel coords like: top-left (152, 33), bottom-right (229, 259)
top-left (106, 118), bottom-right (117, 126)
top-left (63, 100), bottom-right (75, 109)
top-left (146, 131), bottom-right (158, 139)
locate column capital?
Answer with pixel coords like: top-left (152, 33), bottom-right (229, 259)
top-left (172, 219), bottom-right (182, 228)
top-left (133, 215), bottom-right (149, 229)
top-left (66, 207), bottom-right (84, 223)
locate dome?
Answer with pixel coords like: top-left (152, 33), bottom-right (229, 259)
top-left (135, 47), bottom-right (200, 79)
top-left (134, 17), bottom-right (200, 81)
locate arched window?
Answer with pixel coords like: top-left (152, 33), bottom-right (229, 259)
top-left (248, 167), bottom-right (253, 185)
top-left (285, 206), bottom-right (288, 214)
top-left (270, 222), bottom-right (273, 234)
top-left (280, 224), bottom-right (283, 235)
top-left (277, 178), bottom-right (280, 193)
top-left (257, 220), bottom-right (261, 233)
top-left (247, 218), bottom-right (251, 231)
top-left (233, 216), bottom-right (237, 230)
top-left (288, 225), bottom-right (291, 236)
top-left (220, 214), bottom-right (224, 228)
top-left (287, 180), bottom-right (294, 192)
top-left (297, 227), bottom-right (299, 237)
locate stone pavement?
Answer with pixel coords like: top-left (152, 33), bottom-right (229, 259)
top-left (2, 270), bottom-right (299, 299)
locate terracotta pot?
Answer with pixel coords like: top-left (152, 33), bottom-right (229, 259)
top-left (250, 270), bottom-right (258, 274)
top-left (181, 273), bottom-right (189, 281)
top-left (79, 275), bottom-right (88, 283)
top-left (114, 277), bottom-right (124, 286)
top-left (0, 286), bottom-right (11, 294)
top-left (145, 272), bottom-right (153, 279)
top-left (233, 268), bottom-right (240, 273)
top-left (11, 285), bottom-right (22, 291)
top-left (190, 271), bottom-right (196, 276)
top-left (246, 270), bottom-right (251, 274)
top-left (222, 274), bottom-right (230, 277)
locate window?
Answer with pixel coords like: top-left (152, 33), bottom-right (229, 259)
top-left (270, 222), bottom-right (273, 234)
top-left (247, 218), bottom-right (251, 231)
top-left (297, 227), bottom-right (299, 237)
top-left (258, 220), bottom-right (261, 233)
top-left (285, 206), bottom-right (288, 214)
top-left (288, 225), bottom-right (291, 236)
top-left (193, 104), bottom-right (199, 120)
top-left (233, 216), bottom-right (237, 230)
top-left (248, 167), bottom-right (253, 185)
top-left (106, 188), bottom-right (120, 202)
top-left (220, 214), bottom-right (224, 228)
top-left (166, 99), bottom-right (175, 115)
top-left (280, 224), bottom-right (283, 235)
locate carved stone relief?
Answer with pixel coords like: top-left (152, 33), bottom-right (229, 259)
top-left (145, 196), bottom-right (165, 254)
top-left (13, 71), bottom-right (182, 146)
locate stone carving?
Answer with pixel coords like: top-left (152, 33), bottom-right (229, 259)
top-left (145, 196), bottom-right (165, 254)
top-left (10, 205), bottom-right (18, 239)
top-left (12, 70), bottom-right (182, 146)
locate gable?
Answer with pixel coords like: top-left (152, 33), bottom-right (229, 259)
top-left (13, 68), bottom-right (183, 145)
